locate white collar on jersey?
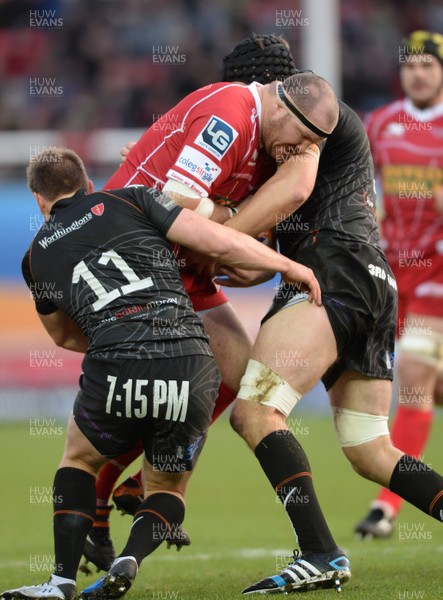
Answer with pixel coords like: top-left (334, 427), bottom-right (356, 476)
top-left (404, 97), bottom-right (443, 122)
top-left (247, 81), bottom-right (263, 126)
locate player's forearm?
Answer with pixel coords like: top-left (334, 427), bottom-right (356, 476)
top-left (212, 227), bottom-right (295, 275)
top-left (211, 228), bottom-right (321, 305)
top-left (224, 156), bottom-right (317, 237)
top-left (162, 191), bottom-right (200, 211)
top-left (169, 208), bottom-right (291, 274)
top-left (163, 191), bottom-right (230, 223)
top-left (225, 181), bottom-right (308, 237)
top-left (214, 265), bottom-right (276, 288)
top-left (168, 209), bottom-right (321, 304)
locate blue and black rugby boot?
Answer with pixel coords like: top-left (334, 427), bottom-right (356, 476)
top-left (242, 548), bottom-right (351, 594)
top-left (79, 557), bottom-right (138, 600)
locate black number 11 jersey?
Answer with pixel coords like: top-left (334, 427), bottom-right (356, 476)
top-left (22, 186), bottom-right (211, 360)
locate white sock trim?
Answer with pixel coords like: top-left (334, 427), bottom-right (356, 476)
top-left (112, 555), bottom-right (138, 570)
top-left (49, 575), bottom-right (76, 586)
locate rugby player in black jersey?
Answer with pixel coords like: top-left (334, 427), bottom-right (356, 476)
top-left (99, 37), bottom-right (443, 595)
top-left (82, 34), bottom-right (304, 571)
top-left (216, 77), bottom-right (443, 594)
top-left (0, 148), bottom-right (321, 600)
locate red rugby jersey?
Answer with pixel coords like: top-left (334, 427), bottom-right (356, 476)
top-left (366, 98), bottom-right (443, 265)
top-left (105, 82), bottom-right (267, 202)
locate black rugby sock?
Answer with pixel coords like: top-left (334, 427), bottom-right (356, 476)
top-left (53, 467), bottom-right (96, 579)
top-left (120, 492), bottom-right (185, 565)
top-left (389, 454), bottom-right (443, 521)
top-left (255, 430), bottom-right (337, 554)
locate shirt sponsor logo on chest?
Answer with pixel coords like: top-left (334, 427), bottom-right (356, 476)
top-left (175, 145), bottom-right (221, 184)
top-left (195, 115), bottom-right (239, 159)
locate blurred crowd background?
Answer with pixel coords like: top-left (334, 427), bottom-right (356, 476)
top-left (1, 0), bottom-right (443, 133)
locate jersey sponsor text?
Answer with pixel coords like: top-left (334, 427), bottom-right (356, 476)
top-left (38, 213), bottom-right (93, 248)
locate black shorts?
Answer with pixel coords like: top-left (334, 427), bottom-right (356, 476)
top-left (74, 354), bottom-right (220, 471)
top-left (263, 243), bottom-right (398, 390)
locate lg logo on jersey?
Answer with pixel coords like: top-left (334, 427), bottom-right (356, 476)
top-left (195, 115), bottom-right (239, 159)
top-left (204, 119), bottom-right (232, 151)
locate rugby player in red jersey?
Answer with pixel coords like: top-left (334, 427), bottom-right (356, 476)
top-left (82, 35), bottom-right (305, 571)
top-left (355, 30), bottom-right (443, 538)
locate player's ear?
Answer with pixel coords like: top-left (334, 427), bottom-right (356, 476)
top-left (34, 192), bottom-right (51, 220)
top-left (87, 179), bottom-right (94, 193)
top-left (274, 100), bottom-right (287, 119)
top-left (34, 192), bottom-right (45, 213)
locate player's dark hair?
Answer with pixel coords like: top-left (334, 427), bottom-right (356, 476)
top-left (27, 148), bottom-right (89, 202)
top-left (222, 34), bottom-right (297, 84)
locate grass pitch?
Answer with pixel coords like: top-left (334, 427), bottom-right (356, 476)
top-left (0, 413), bottom-right (442, 599)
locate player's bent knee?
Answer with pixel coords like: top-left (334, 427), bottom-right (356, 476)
top-left (59, 456), bottom-right (103, 477)
top-left (229, 401), bottom-right (243, 434)
top-left (341, 440), bottom-right (393, 482)
top-left (237, 359), bottom-right (302, 416)
top-left (342, 446), bottom-right (375, 479)
top-left (145, 471), bottom-right (190, 499)
top-left (230, 399), bottom-right (257, 440)
top-left (231, 360), bottom-right (302, 448)
top-left (230, 400), bottom-right (288, 450)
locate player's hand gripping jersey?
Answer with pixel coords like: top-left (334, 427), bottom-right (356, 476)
top-left (105, 82), bottom-right (270, 311)
top-left (366, 98), bottom-right (443, 320)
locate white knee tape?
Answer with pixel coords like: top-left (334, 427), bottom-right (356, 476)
top-left (332, 407), bottom-right (389, 448)
top-left (238, 359), bottom-right (302, 417)
top-left (399, 332), bottom-right (443, 370)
